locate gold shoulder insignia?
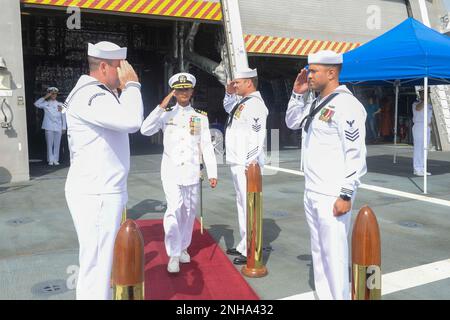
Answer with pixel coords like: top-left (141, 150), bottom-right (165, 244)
top-left (195, 108), bottom-right (207, 116)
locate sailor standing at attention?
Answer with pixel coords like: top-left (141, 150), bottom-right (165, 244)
top-left (222, 68), bottom-right (268, 265)
top-left (285, 50), bottom-right (367, 300)
top-left (140, 72), bottom-right (217, 273)
top-left (64, 41), bottom-right (144, 299)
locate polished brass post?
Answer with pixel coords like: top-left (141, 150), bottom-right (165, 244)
top-left (112, 219), bottom-right (145, 300)
top-left (352, 206), bottom-right (381, 300)
top-left (242, 163), bottom-right (268, 278)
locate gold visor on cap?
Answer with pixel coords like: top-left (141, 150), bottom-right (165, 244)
top-left (171, 74), bottom-right (194, 89)
top-left (172, 83), bottom-right (194, 89)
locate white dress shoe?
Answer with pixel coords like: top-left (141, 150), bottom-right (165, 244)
top-left (167, 256), bottom-right (180, 273)
top-left (48, 162), bottom-right (54, 166)
top-left (180, 250), bottom-right (190, 263)
top-left (414, 171), bottom-right (431, 176)
top-left (53, 162), bottom-right (60, 166)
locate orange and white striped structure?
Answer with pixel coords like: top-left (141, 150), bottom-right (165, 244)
top-left (244, 34), bottom-right (360, 57)
top-left (21, 0), bottom-right (223, 21)
top-left (21, 0), bottom-right (361, 56)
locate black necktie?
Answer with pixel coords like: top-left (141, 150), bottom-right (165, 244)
top-left (226, 96), bottom-right (251, 128)
top-left (301, 93), bottom-right (339, 132)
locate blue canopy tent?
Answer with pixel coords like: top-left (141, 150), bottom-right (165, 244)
top-left (340, 17), bottom-right (450, 193)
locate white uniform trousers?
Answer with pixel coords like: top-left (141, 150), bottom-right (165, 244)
top-left (162, 179), bottom-right (199, 257)
top-left (412, 123), bottom-right (430, 173)
top-left (230, 164), bottom-right (247, 256)
top-left (304, 190), bottom-right (352, 300)
top-left (45, 130), bottom-right (62, 163)
top-left (66, 191), bottom-right (126, 300)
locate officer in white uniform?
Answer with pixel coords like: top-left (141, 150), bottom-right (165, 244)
top-left (64, 41), bottom-right (143, 299)
top-left (34, 87), bottom-right (66, 165)
top-left (223, 68), bottom-right (268, 265)
top-left (412, 88), bottom-right (433, 176)
top-left (285, 50), bottom-right (367, 300)
top-left (140, 72), bottom-right (218, 273)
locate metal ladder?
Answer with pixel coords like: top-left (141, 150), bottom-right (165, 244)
top-left (430, 85), bottom-right (450, 151)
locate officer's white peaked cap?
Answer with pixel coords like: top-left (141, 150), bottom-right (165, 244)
top-left (169, 72), bottom-right (196, 89)
top-left (234, 67), bottom-right (257, 80)
top-left (308, 50), bottom-right (343, 65)
top-left (88, 41), bottom-right (127, 60)
top-left (47, 87), bottom-right (59, 93)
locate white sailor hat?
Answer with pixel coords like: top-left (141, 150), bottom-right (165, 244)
top-left (0, 57), bottom-right (6, 69)
top-left (169, 72), bottom-right (196, 89)
top-left (308, 50), bottom-right (343, 65)
top-left (87, 41), bottom-right (127, 60)
top-left (234, 67), bottom-right (257, 80)
top-left (47, 87), bottom-right (59, 93)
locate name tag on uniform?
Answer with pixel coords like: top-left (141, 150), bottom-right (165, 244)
top-left (190, 116), bottom-right (201, 135)
top-left (319, 105), bottom-right (335, 122)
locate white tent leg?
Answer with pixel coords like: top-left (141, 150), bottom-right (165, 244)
top-left (424, 77), bottom-right (428, 194)
top-left (393, 82), bottom-right (399, 163)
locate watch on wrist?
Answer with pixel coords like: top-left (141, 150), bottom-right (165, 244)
top-left (339, 194), bottom-right (351, 201)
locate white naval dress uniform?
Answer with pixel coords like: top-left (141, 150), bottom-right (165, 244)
top-left (286, 85), bottom-right (367, 300)
top-left (34, 98), bottom-right (66, 164)
top-left (412, 101), bottom-right (432, 174)
top-left (64, 75), bottom-right (143, 300)
top-left (140, 103), bottom-right (217, 258)
top-left (223, 91), bottom-right (268, 256)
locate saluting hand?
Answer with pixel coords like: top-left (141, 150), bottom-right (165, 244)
top-left (226, 80), bottom-right (236, 95)
top-left (209, 178), bottom-right (217, 188)
top-left (117, 60), bottom-right (139, 90)
top-left (160, 90), bottom-right (175, 110)
top-left (333, 198), bottom-right (351, 217)
top-left (293, 68), bottom-right (309, 95)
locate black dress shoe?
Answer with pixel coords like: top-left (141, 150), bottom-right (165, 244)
top-left (233, 254), bottom-right (247, 265)
top-left (226, 248), bottom-right (241, 256)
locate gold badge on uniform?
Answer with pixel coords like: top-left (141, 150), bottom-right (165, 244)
top-left (190, 116), bottom-right (201, 135)
top-left (319, 106), bottom-right (335, 122)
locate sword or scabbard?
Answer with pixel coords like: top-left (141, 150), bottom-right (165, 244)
top-left (198, 143), bottom-right (204, 234)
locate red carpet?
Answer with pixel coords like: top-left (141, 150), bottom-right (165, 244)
top-left (136, 219), bottom-right (259, 300)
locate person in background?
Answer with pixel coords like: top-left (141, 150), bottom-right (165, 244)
top-left (34, 87), bottom-right (66, 166)
top-left (412, 88), bottom-right (433, 176)
top-left (365, 96), bottom-right (380, 143)
top-left (379, 96), bottom-right (394, 142)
